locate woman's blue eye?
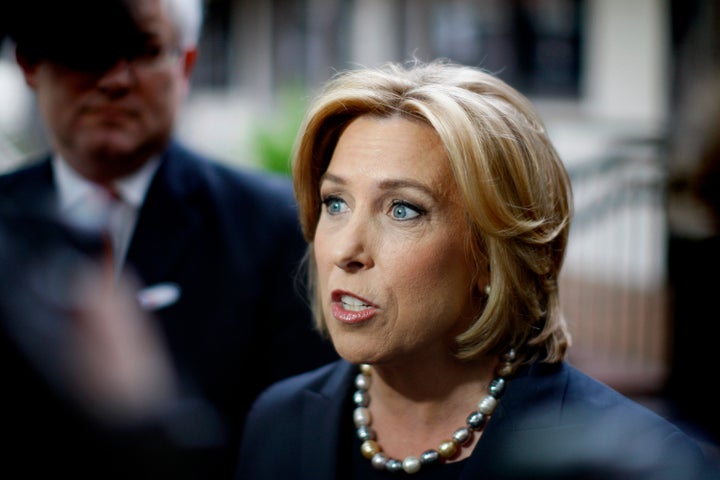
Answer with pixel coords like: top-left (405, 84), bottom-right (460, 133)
top-left (391, 201), bottom-right (421, 220)
top-left (322, 196), bottom-right (348, 214)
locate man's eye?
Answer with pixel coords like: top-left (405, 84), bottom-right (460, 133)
top-left (129, 44), bottom-right (163, 63)
top-left (142, 45), bottom-right (163, 58)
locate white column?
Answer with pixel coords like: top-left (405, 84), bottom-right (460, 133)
top-left (349, 0), bottom-right (399, 67)
top-left (230, 0), bottom-right (274, 101)
top-left (582, 0), bottom-right (669, 125)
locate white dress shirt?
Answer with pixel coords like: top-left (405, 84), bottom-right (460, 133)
top-left (53, 155), bottom-right (161, 273)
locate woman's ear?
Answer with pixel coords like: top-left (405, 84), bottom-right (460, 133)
top-left (477, 279), bottom-right (490, 296)
top-left (476, 259), bottom-right (491, 296)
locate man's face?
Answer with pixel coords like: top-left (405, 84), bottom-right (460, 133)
top-left (18, 0), bottom-right (196, 182)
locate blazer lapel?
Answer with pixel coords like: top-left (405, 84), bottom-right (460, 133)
top-left (124, 146), bottom-right (200, 284)
top-left (300, 361), bottom-right (355, 480)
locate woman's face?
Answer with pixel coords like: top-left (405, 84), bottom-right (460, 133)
top-left (314, 115), bottom-right (481, 366)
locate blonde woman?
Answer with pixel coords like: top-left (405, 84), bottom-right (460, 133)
top-left (237, 60), bottom-right (713, 479)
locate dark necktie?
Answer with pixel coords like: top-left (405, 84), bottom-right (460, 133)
top-left (97, 184), bottom-right (123, 279)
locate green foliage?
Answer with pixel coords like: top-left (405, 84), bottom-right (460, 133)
top-left (251, 85), bottom-right (308, 176)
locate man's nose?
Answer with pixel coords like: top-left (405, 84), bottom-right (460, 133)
top-left (96, 58), bottom-right (135, 91)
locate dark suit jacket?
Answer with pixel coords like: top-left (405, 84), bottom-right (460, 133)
top-left (237, 360), bottom-right (717, 480)
top-left (0, 140), bottom-right (337, 477)
top-left (0, 208), bottom-right (230, 479)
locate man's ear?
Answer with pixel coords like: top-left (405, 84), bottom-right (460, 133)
top-left (181, 47), bottom-right (198, 79)
top-left (15, 49), bottom-right (40, 88)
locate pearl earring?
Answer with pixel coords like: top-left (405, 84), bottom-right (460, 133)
top-left (484, 284), bottom-right (491, 295)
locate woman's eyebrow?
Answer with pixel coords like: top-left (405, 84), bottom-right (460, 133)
top-left (375, 178), bottom-right (435, 197)
top-left (321, 172), bottom-right (433, 193)
top-left (319, 172), bottom-right (346, 186)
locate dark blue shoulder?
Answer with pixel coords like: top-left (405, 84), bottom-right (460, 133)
top-left (493, 361), bottom-right (714, 479)
top-left (163, 140), bottom-right (294, 200)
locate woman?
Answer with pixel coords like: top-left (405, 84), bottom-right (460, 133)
top-left (236, 60), bottom-right (713, 479)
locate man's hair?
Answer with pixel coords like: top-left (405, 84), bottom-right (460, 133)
top-left (8, 0), bottom-right (204, 67)
top-left (163, 0), bottom-right (204, 49)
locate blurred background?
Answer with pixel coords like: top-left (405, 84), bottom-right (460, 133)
top-left (1, 0), bottom-right (718, 458)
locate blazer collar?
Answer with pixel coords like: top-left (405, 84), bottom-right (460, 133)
top-left (124, 142), bottom-right (201, 283)
top-left (300, 361), bottom-right (356, 480)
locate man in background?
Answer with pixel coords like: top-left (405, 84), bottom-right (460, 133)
top-left (1, 0), bottom-right (336, 476)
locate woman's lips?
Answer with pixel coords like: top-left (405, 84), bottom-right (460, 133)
top-left (331, 291), bottom-right (378, 324)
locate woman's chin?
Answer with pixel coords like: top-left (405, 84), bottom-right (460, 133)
top-left (333, 343), bottom-right (376, 366)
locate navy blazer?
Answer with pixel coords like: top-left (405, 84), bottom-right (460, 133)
top-left (237, 360), bottom-right (717, 480)
top-left (0, 140), bottom-right (338, 477)
top-left (0, 208), bottom-right (234, 479)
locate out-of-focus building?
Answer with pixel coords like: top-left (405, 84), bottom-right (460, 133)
top-left (0, 0), bottom-right (672, 171)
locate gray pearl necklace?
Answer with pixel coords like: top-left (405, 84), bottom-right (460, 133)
top-left (352, 349), bottom-right (515, 474)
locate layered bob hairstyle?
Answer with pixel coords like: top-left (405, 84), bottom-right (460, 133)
top-left (292, 60), bottom-right (573, 368)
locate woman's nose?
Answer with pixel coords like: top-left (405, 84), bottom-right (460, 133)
top-left (333, 218), bottom-right (374, 273)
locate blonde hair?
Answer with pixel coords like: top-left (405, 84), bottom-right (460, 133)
top-left (293, 60), bottom-right (573, 368)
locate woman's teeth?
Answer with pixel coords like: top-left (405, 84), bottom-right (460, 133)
top-left (341, 295), bottom-right (368, 311)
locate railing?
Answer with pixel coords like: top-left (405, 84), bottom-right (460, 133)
top-left (559, 137), bottom-right (669, 395)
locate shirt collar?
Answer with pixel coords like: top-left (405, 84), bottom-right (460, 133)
top-left (53, 154), bottom-right (162, 211)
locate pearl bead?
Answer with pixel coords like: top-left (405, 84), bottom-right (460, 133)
top-left (488, 377), bottom-right (506, 397)
top-left (402, 456), bottom-right (421, 474)
top-left (477, 395), bottom-right (497, 415)
top-left (503, 348), bottom-right (516, 362)
top-left (355, 373), bottom-right (370, 390)
top-left (452, 426), bottom-right (471, 445)
top-left (353, 407), bottom-right (371, 427)
top-left (438, 440), bottom-right (457, 458)
top-left (420, 449), bottom-right (440, 464)
top-left (385, 459), bottom-right (403, 472)
top-left (467, 411), bottom-right (486, 430)
top-left (353, 390), bottom-right (370, 407)
top-left (361, 440), bottom-right (380, 459)
top-left (371, 452), bottom-right (388, 470)
top-left (359, 364), bottom-right (372, 376)
top-left (496, 363), bottom-right (513, 378)
top-left (356, 425), bottom-right (375, 441)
